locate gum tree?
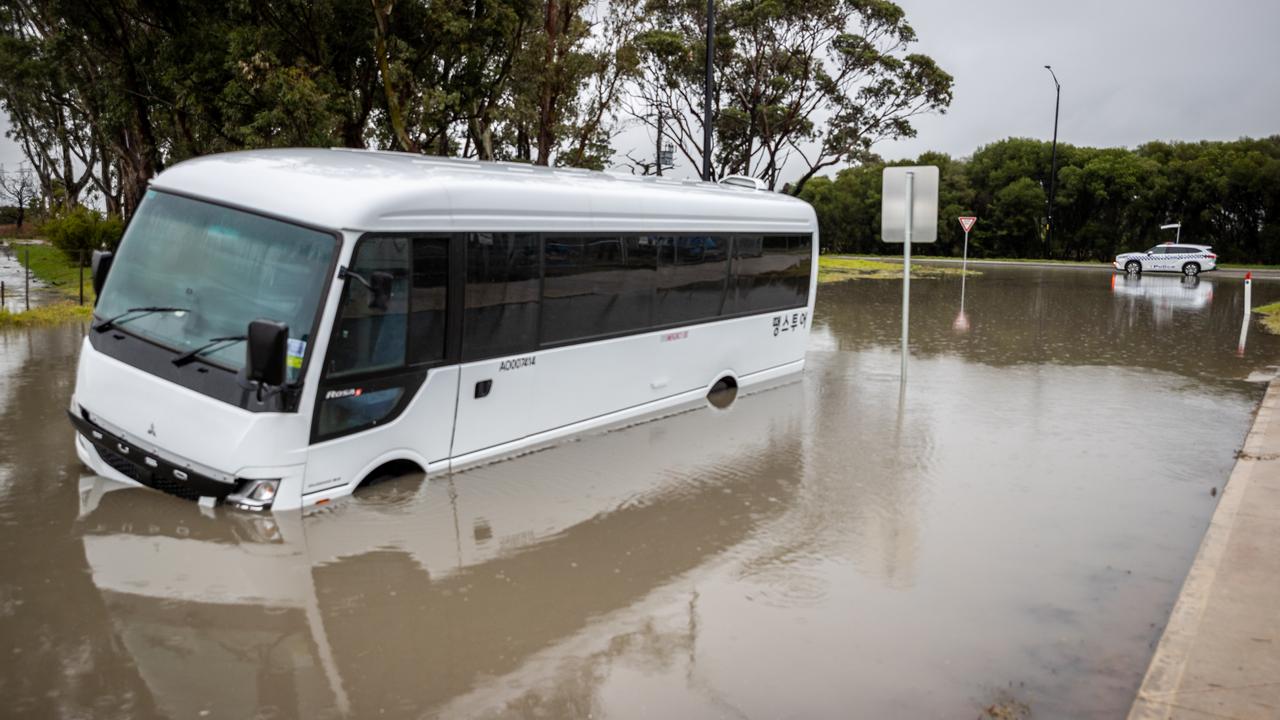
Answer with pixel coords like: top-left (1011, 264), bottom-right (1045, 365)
top-left (631, 0), bottom-right (953, 192)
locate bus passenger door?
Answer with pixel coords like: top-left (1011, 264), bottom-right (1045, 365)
top-left (449, 232), bottom-right (544, 458)
top-left (303, 235), bottom-right (461, 498)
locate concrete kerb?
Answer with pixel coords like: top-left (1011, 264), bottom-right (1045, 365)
top-left (1128, 380), bottom-right (1280, 720)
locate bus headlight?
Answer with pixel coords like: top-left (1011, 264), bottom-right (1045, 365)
top-left (228, 479), bottom-right (280, 512)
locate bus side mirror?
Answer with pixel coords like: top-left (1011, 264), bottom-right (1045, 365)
top-left (369, 271), bottom-right (393, 311)
top-left (91, 251), bottom-right (114, 302)
top-left (246, 319), bottom-right (288, 387)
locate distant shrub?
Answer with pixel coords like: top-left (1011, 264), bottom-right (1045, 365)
top-left (41, 206), bottom-right (125, 265)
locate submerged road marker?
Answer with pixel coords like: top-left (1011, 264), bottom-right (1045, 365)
top-left (1237, 271), bottom-right (1252, 356)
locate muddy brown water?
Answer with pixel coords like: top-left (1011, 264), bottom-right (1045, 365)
top-left (2, 266), bottom-right (1278, 719)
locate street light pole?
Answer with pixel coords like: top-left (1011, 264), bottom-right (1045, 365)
top-left (656, 109), bottom-right (664, 177)
top-left (1044, 65), bottom-right (1060, 259)
top-left (702, 0), bottom-right (715, 182)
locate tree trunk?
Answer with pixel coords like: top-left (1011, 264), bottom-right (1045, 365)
top-left (536, 0), bottom-right (559, 165)
top-left (371, 0), bottom-right (417, 153)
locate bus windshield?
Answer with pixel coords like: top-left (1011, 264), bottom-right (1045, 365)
top-left (95, 191), bottom-right (337, 383)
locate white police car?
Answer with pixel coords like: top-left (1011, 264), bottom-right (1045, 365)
top-left (1114, 243), bottom-right (1217, 276)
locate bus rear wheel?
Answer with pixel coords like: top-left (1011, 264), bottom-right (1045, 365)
top-left (707, 376), bottom-right (738, 409)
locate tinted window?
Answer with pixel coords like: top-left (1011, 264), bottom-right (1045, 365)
top-left (409, 237), bottom-right (449, 364)
top-left (325, 237), bottom-right (409, 378)
top-left (1148, 247), bottom-right (1166, 254)
top-left (463, 233), bottom-right (540, 360)
top-left (543, 235), bottom-right (655, 343)
top-left (655, 234), bottom-right (729, 325)
top-left (1173, 246), bottom-right (1199, 255)
top-left (317, 387), bottom-right (404, 438)
top-left (729, 234), bottom-right (811, 314)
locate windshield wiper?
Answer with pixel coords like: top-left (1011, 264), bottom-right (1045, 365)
top-left (93, 306), bottom-right (190, 333)
top-left (172, 335), bottom-right (247, 367)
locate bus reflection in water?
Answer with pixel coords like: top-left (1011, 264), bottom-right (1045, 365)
top-left (75, 378), bottom-right (807, 718)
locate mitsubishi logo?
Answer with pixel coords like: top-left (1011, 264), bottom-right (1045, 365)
top-left (147, 423), bottom-right (157, 437)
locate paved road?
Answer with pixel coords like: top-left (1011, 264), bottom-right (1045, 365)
top-left (839, 255), bottom-right (1280, 280)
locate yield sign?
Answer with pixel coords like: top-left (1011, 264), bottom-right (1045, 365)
top-left (958, 216), bottom-right (977, 233)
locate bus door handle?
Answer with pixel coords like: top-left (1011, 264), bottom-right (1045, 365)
top-left (474, 379), bottom-right (493, 399)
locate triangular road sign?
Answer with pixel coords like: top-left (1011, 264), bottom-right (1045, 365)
top-left (958, 216), bottom-right (977, 233)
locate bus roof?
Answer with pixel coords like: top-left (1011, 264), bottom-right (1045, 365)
top-left (150, 148), bottom-right (818, 235)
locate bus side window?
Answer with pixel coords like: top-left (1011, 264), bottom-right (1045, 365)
top-left (542, 234), bottom-right (655, 344)
top-left (463, 233), bottom-right (540, 360)
top-left (729, 234), bottom-right (811, 314)
top-left (409, 237), bottom-right (449, 364)
top-left (326, 237), bottom-right (410, 377)
top-left (654, 234), bottom-right (729, 326)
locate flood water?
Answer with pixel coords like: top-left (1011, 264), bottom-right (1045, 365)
top-left (0, 243), bottom-right (59, 312)
top-left (2, 266), bottom-right (1278, 719)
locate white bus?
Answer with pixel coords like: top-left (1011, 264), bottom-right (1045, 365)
top-left (70, 148), bottom-right (817, 511)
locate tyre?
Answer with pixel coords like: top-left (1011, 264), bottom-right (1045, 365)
top-left (1125, 260), bottom-right (1141, 274)
top-left (707, 376), bottom-right (738, 409)
top-left (1182, 262), bottom-right (1200, 277)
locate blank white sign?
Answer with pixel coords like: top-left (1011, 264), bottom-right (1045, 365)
top-left (881, 166), bottom-right (939, 244)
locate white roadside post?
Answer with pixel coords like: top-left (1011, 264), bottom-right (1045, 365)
top-left (1238, 271), bottom-right (1253, 356)
top-left (882, 166), bottom-right (940, 382)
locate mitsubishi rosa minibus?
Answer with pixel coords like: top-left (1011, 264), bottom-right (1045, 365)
top-left (69, 148), bottom-right (817, 511)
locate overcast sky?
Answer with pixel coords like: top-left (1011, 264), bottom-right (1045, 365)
top-left (3, 0), bottom-right (1279, 181)
top-left (616, 0), bottom-right (1280, 180)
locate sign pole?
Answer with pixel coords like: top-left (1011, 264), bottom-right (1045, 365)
top-left (954, 216), bottom-right (977, 332)
top-left (902, 171), bottom-right (914, 382)
top-left (880, 164), bottom-right (938, 377)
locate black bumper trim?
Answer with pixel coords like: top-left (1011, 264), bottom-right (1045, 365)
top-left (69, 410), bottom-right (235, 502)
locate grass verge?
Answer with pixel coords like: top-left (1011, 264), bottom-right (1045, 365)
top-left (819, 256), bottom-right (977, 283)
top-left (7, 241), bottom-right (96, 303)
top-left (1253, 301), bottom-right (1280, 335)
top-left (0, 302), bottom-right (93, 328)
top-left (844, 254), bottom-right (1280, 272)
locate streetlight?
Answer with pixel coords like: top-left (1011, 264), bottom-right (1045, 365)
top-left (702, 0), bottom-right (715, 181)
top-left (1160, 222), bottom-right (1182, 243)
top-left (1044, 65), bottom-right (1060, 259)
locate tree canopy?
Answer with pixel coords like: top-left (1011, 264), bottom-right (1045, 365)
top-left (800, 136), bottom-right (1280, 264)
top-left (0, 0), bottom-right (952, 219)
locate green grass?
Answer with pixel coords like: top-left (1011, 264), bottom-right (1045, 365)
top-left (818, 256), bottom-right (977, 283)
top-left (1252, 301), bottom-right (1280, 335)
top-left (1219, 263), bottom-right (1280, 270)
top-left (842, 253), bottom-right (1280, 271)
top-left (909, 255), bottom-right (1109, 265)
top-left (0, 302), bottom-right (93, 328)
top-left (8, 241), bottom-right (96, 303)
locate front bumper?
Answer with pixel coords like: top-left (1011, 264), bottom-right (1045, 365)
top-left (69, 410), bottom-right (238, 502)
